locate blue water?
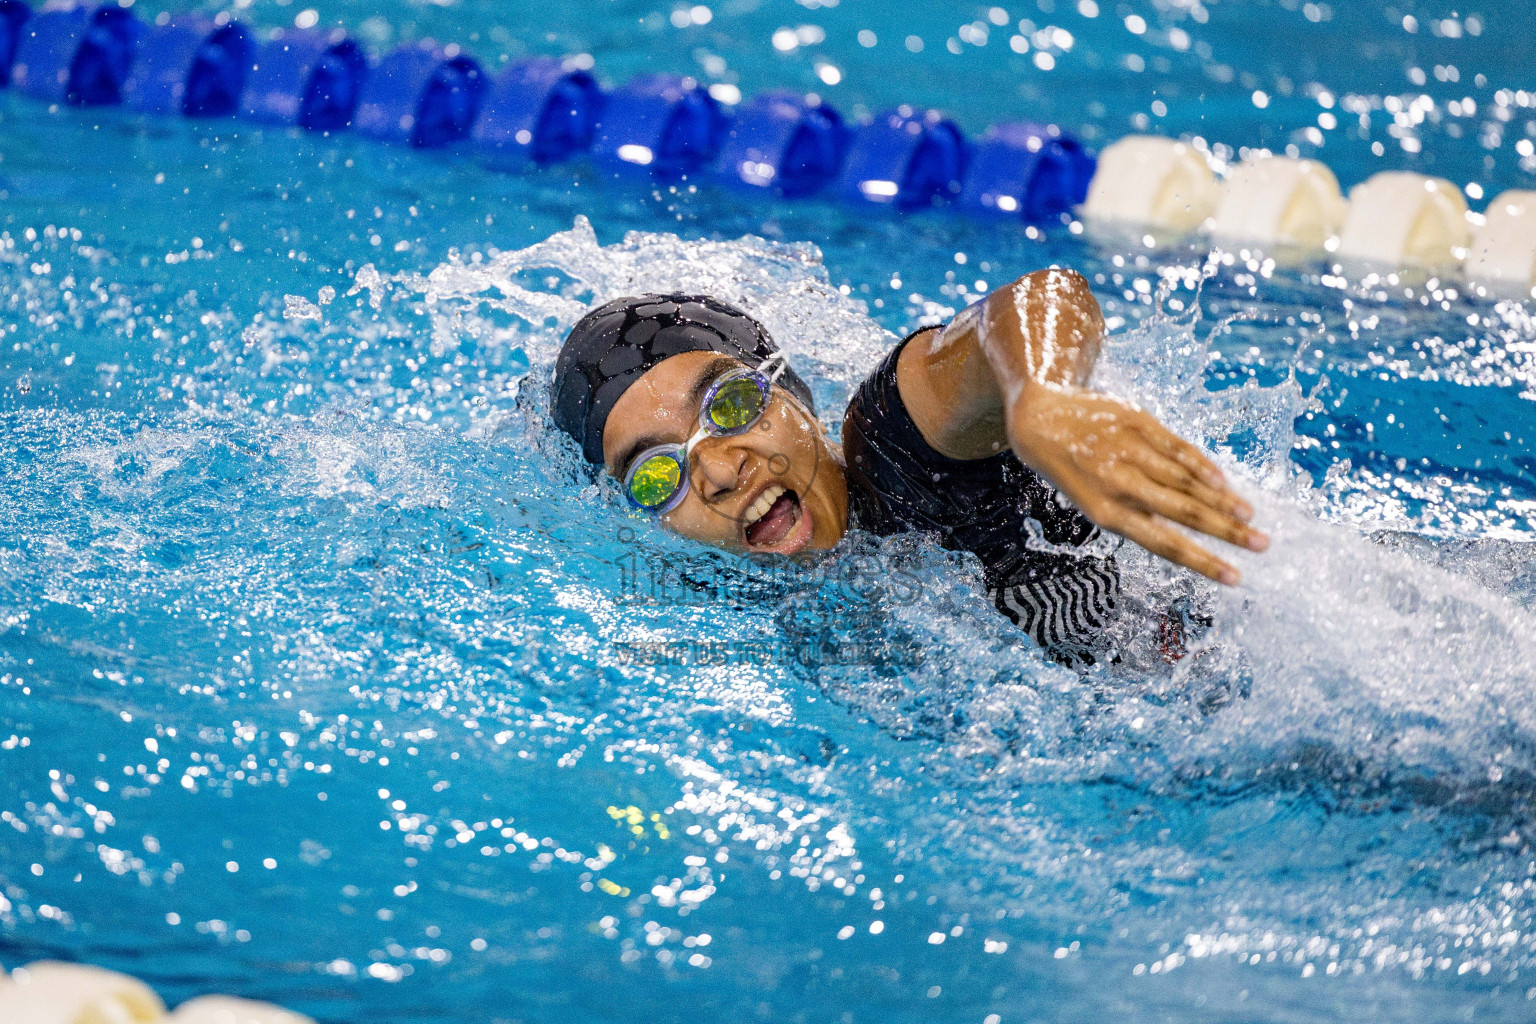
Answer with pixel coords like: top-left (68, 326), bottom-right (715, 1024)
top-left (2, 1), bottom-right (1535, 1021)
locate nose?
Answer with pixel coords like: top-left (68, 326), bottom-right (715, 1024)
top-left (692, 439), bottom-right (746, 503)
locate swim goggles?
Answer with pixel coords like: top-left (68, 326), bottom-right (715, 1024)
top-left (622, 351), bottom-right (790, 514)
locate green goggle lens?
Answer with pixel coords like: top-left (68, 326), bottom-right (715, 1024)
top-left (627, 453), bottom-right (684, 509)
top-left (706, 375), bottom-right (767, 432)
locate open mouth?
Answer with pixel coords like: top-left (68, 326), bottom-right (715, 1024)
top-left (742, 483), bottom-right (807, 551)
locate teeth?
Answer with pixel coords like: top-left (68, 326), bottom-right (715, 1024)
top-left (743, 484), bottom-right (786, 527)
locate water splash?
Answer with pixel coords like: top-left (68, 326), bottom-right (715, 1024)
top-left (383, 216), bottom-right (897, 396)
top-left (3, 221), bottom-right (1536, 1018)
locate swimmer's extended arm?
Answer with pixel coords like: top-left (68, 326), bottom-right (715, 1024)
top-left (895, 268), bottom-right (1268, 585)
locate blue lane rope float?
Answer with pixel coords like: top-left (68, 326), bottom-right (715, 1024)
top-left (120, 15), bottom-right (252, 116)
top-left (839, 105), bottom-right (967, 210)
top-left (353, 41), bottom-right (484, 148)
top-left (240, 26), bottom-right (366, 131)
top-left (0, 0), bottom-right (30, 88)
top-left (590, 73), bottom-right (727, 178)
top-left (473, 56), bottom-right (601, 168)
top-left (13, 3), bottom-right (141, 105)
top-left (715, 89), bottom-right (849, 196)
top-left (959, 121), bottom-right (1097, 220)
top-left (0, 2), bottom-right (1094, 223)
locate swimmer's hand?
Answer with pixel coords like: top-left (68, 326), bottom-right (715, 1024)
top-left (899, 266), bottom-right (1269, 584)
top-left (1006, 384), bottom-right (1269, 585)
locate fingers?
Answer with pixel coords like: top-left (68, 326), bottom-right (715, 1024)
top-left (1129, 451), bottom-right (1268, 551)
top-left (1130, 447), bottom-right (1248, 517)
top-left (1101, 451), bottom-right (1264, 552)
top-left (1093, 456), bottom-right (1267, 585)
top-left (1112, 510), bottom-right (1241, 586)
top-left (1013, 392), bottom-right (1268, 586)
top-left (1141, 479), bottom-right (1268, 552)
top-left (1134, 413), bottom-right (1225, 489)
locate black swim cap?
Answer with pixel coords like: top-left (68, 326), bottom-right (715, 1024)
top-left (552, 293), bottom-right (817, 464)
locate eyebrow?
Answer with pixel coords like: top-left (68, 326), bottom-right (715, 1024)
top-left (612, 357), bottom-right (740, 478)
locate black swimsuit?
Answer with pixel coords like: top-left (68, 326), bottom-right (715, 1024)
top-left (841, 329), bottom-right (1121, 663)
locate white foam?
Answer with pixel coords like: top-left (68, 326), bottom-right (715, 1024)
top-left (1080, 300), bottom-right (1536, 791)
top-left (385, 216), bottom-right (895, 396)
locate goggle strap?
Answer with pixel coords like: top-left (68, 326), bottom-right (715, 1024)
top-left (759, 350), bottom-right (789, 384)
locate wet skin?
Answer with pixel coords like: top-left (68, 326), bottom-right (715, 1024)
top-left (601, 269), bottom-right (1269, 583)
top-left (602, 351), bottom-right (849, 556)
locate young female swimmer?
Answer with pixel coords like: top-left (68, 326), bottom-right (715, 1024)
top-left (551, 269), bottom-right (1269, 663)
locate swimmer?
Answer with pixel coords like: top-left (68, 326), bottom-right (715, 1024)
top-left (552, 270), bottom-right (1269, 663)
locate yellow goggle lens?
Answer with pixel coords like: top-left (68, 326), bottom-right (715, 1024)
top-left (707, 376), bottom-right (766, 432)
top-left (628, 453), bottom-right (683, 509)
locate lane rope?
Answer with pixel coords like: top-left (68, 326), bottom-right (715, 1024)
top-left (0, 2), bottom-right (1530, 288)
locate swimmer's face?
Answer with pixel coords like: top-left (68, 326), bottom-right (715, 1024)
top-left (603, 351), bottom-right (848, 555)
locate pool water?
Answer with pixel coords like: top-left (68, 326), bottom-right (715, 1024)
top-left (2, 1), bottom-right (1535, 1022)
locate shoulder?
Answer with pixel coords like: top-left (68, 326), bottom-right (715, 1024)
top-left (840, 327), bottom-right (941, 468)
top-left (839, 329), bottom-right (933, 534)
top-left (840, 326), bottom-right (1011, 535)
